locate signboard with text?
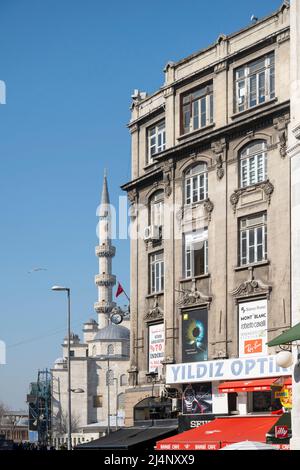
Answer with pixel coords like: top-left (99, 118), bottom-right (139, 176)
top-left (148, 323), bottom-right (164, 373)
top-left (239, 299), bottom-right (268, 357)
top-left (166, 355), bottom-right (292, 384)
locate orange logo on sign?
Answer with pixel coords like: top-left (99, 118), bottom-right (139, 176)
top-left (244, 339), bottom-right (263, 354)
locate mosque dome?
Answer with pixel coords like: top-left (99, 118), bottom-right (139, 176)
top-left (94, 323), bottom-right (129, 341)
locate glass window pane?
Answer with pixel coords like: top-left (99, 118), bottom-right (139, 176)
top-left (201, 97), bottom-right (206, 128)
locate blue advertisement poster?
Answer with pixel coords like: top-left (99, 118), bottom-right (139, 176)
top-left (182, 308), bottom-right (208, 363)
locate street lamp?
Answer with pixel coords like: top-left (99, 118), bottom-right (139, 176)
top-left (52, 285), bottom-right (72, 450)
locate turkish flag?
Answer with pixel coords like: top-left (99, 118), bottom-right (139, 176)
top-left (116, 282), bottom-right (124, 298)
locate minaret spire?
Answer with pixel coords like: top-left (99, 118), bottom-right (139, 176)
top-left (94, 171), bottom-right (116, 329)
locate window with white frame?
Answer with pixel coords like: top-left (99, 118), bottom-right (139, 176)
top-left (185, 163), bottom-right (208, 205)
top-left (235, 52), bottom-right (275, 113)
top-left (181, 84), bottom-right (213, 134)
top-left (150, 251), bottom-right (164, 293)
top-left (240, 213), bottom-right (267, 266)
top-left (184, 229), bottom-right (208, 278)
top-left (240, 140), bottom-right (268, 188)
top-left (150, 190), bottom-right (164, 227)
top-left (147, 120), bottom-right (166, 164)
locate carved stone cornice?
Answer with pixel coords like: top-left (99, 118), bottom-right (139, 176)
top-left (277, 30), bottom-right (290, 44)
top-left (129, 123), bottom-right (139, 134)
top-left (163, 86), bottom-right (174, 98)
top-left (292, 123), bottom-right (300, 141)
top-left (177, 280), bottom-right (212, 309)
top-left (214, 61), bottom-right (227, 74)
top-left (231, 267), bottom-right (272, 302)
top-left (230, 180), bottom-right (274, 213)
top-left (211, 139), bottom-right (226, 180)
top-left (144, 296), bottom-right (164, 322)
top-left (273, 114), bottom-right (290, 158)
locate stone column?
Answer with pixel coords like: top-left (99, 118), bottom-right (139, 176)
top-left (288, 0), bottom-right (300, 451)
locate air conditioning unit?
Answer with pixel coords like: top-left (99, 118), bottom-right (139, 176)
top-left (144, 225), bottom-right (161, 241)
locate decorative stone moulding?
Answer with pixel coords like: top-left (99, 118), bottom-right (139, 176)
top-left (177, 280), bottom-right (212, 309)
top-left (230, 180), bottom-right (274, 213)
top-left (274, 115), bottom-right (290, 158)
top-left (204, 198), bottom-right (214, 221)
top-left (144, 296), bottom-right (164, 322)
top-left (94, 273), bottom-right (116, 287)
top-left (231, 267), bottom-right (272, 303)
top-left (94, 302), bottom-right (116, 314)
top-left (95, 244), bottom-right (116, 258)
top-left (292, 124), bottom-right (300, 141)
top-left (211, 139), bottom-right (226, 180)
top-left (162, 161), bottom-right (174, 198)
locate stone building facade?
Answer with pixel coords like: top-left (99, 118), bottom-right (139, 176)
top-left (122, 2), bottom-right (292, 426)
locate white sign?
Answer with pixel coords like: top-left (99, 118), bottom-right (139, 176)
top-left (166, 355), bottom-right (292, 384)
top-left (149, 323), bottom-right (165, 373)
top-left (239, 299), bottom-right (268, 357)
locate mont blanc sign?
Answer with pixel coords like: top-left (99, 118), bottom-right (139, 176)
top-left (166, 355), bottom-right (292, 385)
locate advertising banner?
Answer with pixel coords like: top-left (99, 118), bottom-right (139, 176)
top-left (182, 383), bottom-right (212, 415)
top-left (239, 299), bottom-right (268, 357)
top-left (148, 323), bottom-right (164, 373)
top-left (182, 309), bottom-right (208, 363)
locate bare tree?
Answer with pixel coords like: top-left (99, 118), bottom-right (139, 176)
top-left (53, 411), bottom-right (80, 434)
top-left (0, 402), bottom-right (8, 431)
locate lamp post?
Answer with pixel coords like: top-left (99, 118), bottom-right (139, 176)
top-left (52, 286), bottom-right (72, 450)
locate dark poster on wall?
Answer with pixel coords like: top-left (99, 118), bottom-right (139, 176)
top-left (182, 383), bottom-right (213, 415)
top-left (182, 308), bottom-right (208, 363)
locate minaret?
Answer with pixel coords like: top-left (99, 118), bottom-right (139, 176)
top-left (94, 172), bottom-right (116, 329)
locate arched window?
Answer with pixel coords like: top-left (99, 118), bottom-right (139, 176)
top-left (240, 140), bottom-right (267, 188)
top-left (107, 344), bottom-right (114, 356)
top-left (117, 393), bottom-right (125, 410)
top-left (185, 163), bottom-right (208, 205)
top-left (120, 374), bottom-right (128, 386)
top-left (149, 190), bottom-right (164, 227)
top-left (92, 345), bottom-right (96, 357)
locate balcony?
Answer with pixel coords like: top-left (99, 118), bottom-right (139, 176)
top-left (94, 273), bottom-right (116, 287)
top-left (95, 244), bottom-right (116, 258)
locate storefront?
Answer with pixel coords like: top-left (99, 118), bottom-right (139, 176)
top-left (166, 355), bottom-right (293, 429)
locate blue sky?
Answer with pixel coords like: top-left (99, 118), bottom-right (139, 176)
top-left (0, 0), bottom-right (281, 409)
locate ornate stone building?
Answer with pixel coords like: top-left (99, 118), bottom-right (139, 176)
top-left (122, 2), bottom-right (292, 427)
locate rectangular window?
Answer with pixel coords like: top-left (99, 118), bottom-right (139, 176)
top-left (181, 84), bottom-right (213, 135)
top-left (147, 120), bottom-right (166, 164)
top-left (234, 52), bottom-right (275, 113)
top-left (150, 251), bottom-right (164, 293)
top-left (93, 395), bottom-right (103, 408)
top-left (239, 213), bottom-right (267, 266)
top-left (184, 229), bottom-right (208, 278)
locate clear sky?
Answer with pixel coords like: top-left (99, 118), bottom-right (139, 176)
top-left (0, 0), bottom-right (282, 409)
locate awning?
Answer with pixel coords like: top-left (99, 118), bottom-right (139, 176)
top-left (76, 425), bottom-right (177, 450)
top-left (266, 412), bottom-right (291, 447)
top-left (156, 416), bottom-right (279, 451)
top-left (219, 377), bottom-right (292, 393)
top-left (267, 322), bottom-right (300, 346)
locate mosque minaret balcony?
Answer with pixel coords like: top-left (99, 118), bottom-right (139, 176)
top-left (94, 273), bottom-right (116, 287)
top-left (95, 243), bottom-right (116, 258)
top-left (94, 300), bottom-right (116, 314)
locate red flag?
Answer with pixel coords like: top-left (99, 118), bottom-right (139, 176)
top-left (116, 282), bottom-right (124, 298)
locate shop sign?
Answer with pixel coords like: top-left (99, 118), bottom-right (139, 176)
top-left (182, 309), bottom-right (208, 363)
top-left (166, 355), bottom-right (292, 384)
top-left (275, 425), bottom-right (289, 439)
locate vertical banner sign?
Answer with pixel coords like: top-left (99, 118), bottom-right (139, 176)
top-left (239, 299), bottom-right (268, 357)
top-left (182, 309), bottom-right (208, 363)
top-left (148, 323), bottom-right (165, 373)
